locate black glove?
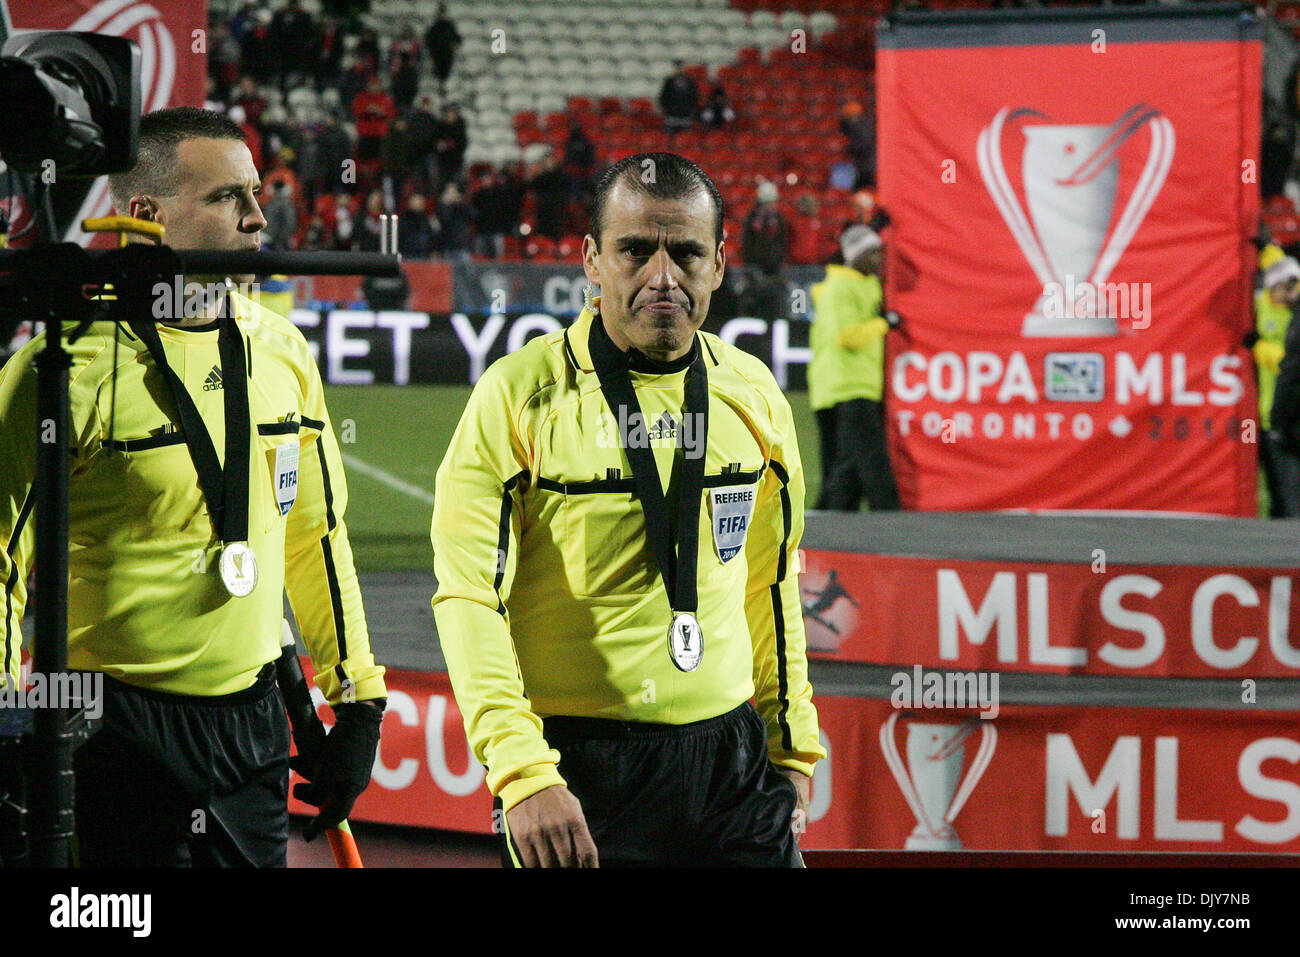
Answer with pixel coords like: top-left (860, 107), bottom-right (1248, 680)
top-left (291, 699), bottom-right (385, 841)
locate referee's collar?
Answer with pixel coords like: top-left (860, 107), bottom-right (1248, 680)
top-left (565, 306), bottom-right (715, 375)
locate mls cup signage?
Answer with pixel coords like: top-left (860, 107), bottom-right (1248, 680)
top-left (978, 105), bottom-right (1175, 337)
top-left (876, 8), bottom-right (1260, 515)
top-left (880, 713), bottom-right (996, 850)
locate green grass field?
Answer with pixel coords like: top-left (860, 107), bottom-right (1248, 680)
top-left (325, 384), bottom-right (1272, 572)
top-left (323, 384), bottom-right (826, 572)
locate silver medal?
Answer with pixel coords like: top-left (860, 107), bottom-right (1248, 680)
top-left (668, 612), bottom-right (703, 672)
top-left (220, 542), bottom-right (258, 597)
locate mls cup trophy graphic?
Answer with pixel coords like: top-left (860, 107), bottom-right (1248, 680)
top-left (880, 713), bottom-right (996, 850)
top-left (977, 105), bottom-right (1174, 336)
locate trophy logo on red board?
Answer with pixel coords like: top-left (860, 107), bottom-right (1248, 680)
top-left (880, 713), bottom-right (996, 850)
top-left (977, 105), bottom-right (1174, 337)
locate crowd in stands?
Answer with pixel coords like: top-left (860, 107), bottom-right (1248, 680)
top-left (205, 1), bottom-right (880, 268)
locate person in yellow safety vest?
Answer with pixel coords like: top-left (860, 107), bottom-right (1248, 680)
top-left (254, 274), bottom-right (295, 320)
top-left (807, 225), bottom-right (901, 511)
top-left (1254, 255), bottom-right (1300, 516)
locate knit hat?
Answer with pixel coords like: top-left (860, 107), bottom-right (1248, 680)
top-left (840, 225), bottom-right (882, 263)
top-left (1264, 256), bottom-right (1300, 289)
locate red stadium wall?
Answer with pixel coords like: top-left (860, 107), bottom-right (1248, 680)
top-left (876, 7), bottom-right (1262, 515)
top-left (293, 660), bottom-right (1300, 853)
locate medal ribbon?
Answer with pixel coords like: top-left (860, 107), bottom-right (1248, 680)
top-left (588, 316), bottom-right (708, 617)
top-left (129, 300), bottom-right (251, 546)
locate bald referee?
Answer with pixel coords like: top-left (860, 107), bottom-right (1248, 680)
top-left (0, 107), bottom-right (386, 866)
top-left (432, 153), bottom-right (825, 867)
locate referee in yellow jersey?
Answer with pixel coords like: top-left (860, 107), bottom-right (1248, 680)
top-left (0, 108), bottom-right (386, 866)
top-left (431, 153), bottom-right (825, 867)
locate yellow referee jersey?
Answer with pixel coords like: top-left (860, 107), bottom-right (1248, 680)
top-left (431, 307), bottom-right (825, 813)
top-left (0, 294), bottom-right (386, 705)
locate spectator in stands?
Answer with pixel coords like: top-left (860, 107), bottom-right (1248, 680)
top-left (315, 112), bottom-right (354, 197)
top-left (302, 213), bottom-right (330, 251)
top-left (232, 75), bottom-right (267, 127)
top-left (358, 189), bottom-right (386, 252)
top-left (259, 105), bottom-right (301, 166)
top-left (530, 153), bottom-right (570, 244)
top-left (339, 54), bottom-right (372, 115)
top-left (1255, 256), bottom-right (1300, 516)
top-left (313, 15), bottom-right (346, 93)
top-left (740, 180), bottom-right (791, 319)
top-left (425, 3), bottom-right (462, 97)
top-left (295, 122), bottom-right (324, 209)
top-left (407, 94), bottom-right (442, 194)
top-left (208, 25), bottom-right (241, 98)
top-left (790, 194), bottom-right (835, 266)
top-left (226, 104), bottom-right (263, 171)
top-left (398, 192), bottom-right (437, 259)
top-left (390, 24), bottom-right (423, 113)
top-left (659, 61), bottom-right (699, 137)
top-left (700, 84), bottom-right (736, 128)
top-left (354, 73), bottom-right (396, 164)
top-left (229, 2), bottom-right (257, 45)
top-left (381, 115), bottom-right (418, 201)
top-left (238, 9), bottom-right (273, 83)
top-left (472, 167), bottom-right (519, 259)
top-left (263, 181), bottom-right (299, 250)
top-left (270, 0), bottom-right (314, 89)
top-left (840, 100), bottom-right (876, 190)
top-left (434, 103), bottom-right (469, 187)
top-left (355, 27), bottom-right (382, 77)
top-left (330, 191), bottom-right (357, 250)
top-left (436, 183), bottom-right (475, 263)
top-left (742, 180), bottom-right (790, 275)
top-left (563, 121), bottom-right (598, 203)
top-left (262, 146), bottom-right (303, 205)
top-left (809, 225), bottom-right (901, 512)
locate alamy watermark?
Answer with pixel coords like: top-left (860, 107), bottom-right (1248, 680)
top-left (890, 665), bottom-right (999, 720)
top-left (151, 276), bottom-right (259, 320)
top-left (0, 668), bottom-right (103, 720)
top-left (595, 408), bottom-right (705, 459)
top-left (1041, 275), bottom-right (1151, 329)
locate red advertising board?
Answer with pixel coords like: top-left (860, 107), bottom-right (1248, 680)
top-left (302, 663), bottom-right (1300, 853)
top-left (6, 0), bottom-right (208, 245)
top-left (876, 10), bottom-right (1261, 514)
top-left (800, 549), bottom-right (1300, 679)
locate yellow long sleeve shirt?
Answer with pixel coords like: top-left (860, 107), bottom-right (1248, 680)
top-left (808, 263), bottom-right (886, 411)
top-left (431, 307), bottom-right (825, 813)
top-left (0, 294), bottom-right (385, 705)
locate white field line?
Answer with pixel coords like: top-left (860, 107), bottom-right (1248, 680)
top-left (342, 454), bottom-right (436, 504)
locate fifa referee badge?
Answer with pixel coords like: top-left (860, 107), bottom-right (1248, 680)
top-left (668, 612), bottom-right (703, 672)
top-left (219, 542), bottom-right (259, 597)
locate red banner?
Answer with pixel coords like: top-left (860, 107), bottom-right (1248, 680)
top-left (877, 12), bottom-right (1261, 514)
top-left (300, 664), bottom-right (1300, 852)
top-left (801, 549), bottom-right (1300, 678)
top-left (7, 0), bottom-right (208, 245)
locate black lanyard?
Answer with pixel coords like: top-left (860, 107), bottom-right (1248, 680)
top-left (128, 304), bottom-right (251, 545)
top-left (589, 317), bottom-right (708, 616)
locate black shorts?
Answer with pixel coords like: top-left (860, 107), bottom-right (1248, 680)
top-left (74, 663), bottom-right (290, 868)
top-left (499, 702), bottom-right (802, 868)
